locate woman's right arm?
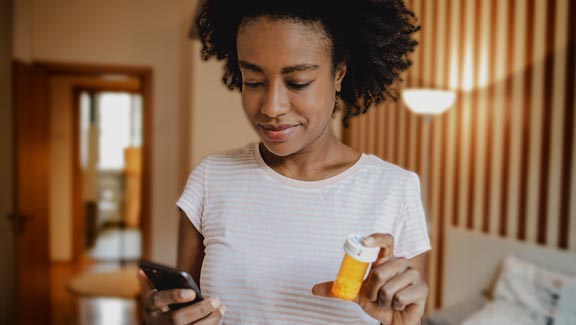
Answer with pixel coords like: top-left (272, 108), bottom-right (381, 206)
top-left (177, 209), bottom-right (205, 285)
top-left (140, 210), bottom-right (224, 324)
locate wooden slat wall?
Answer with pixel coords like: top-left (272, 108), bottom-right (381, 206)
top-left (343, 0), bottom-right (576, 310)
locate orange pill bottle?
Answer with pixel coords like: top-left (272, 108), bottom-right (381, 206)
top-left (331, 234), bottom-right (380, 301)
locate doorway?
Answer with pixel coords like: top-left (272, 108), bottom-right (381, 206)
top-left (12, 61), bottom-right (152, 324)
top-left (77, 90), bottom-right (143, 263)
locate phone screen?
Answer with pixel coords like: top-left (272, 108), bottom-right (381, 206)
top-left (139, 259), bottom-right (204, 310)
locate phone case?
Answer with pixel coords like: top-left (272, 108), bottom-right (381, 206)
top-left (139, 259), bottom-right (204, 310)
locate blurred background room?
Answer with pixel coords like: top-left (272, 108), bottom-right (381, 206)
top-left (0, 0), bottom-right (575, 324)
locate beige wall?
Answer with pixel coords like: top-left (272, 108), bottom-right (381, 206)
top-left (189, 40), bottom-right (259, 167)
top-left (0, 0), bottom-right (15, 322)
top-left (13, 0), bottom-right (262, 265)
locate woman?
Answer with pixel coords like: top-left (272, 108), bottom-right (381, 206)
top-left (142, 0), bottom-right (430, 324)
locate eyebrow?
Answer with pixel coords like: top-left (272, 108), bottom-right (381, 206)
top-left (238, 60), bottom-right (319, 74)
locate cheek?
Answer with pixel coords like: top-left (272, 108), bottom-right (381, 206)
top-left (241, 93), bottom-right (259, 119)
top-left (297, 88), bottom-right (334, 121)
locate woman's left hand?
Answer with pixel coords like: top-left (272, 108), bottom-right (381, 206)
top-left (312, 233), bottom-right (429, 325)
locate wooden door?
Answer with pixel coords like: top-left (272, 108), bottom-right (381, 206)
top-left (13, 61), bottom-right (52, 324)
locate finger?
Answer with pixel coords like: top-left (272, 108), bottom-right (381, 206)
top-left (153, 289), bottom-right (197, 311)
top-left (145, 289), bottom-right (172, 313)
top-left (138, 269), bottom-right (154, 289)
top-left (377, 267), bottom-right (421, 310)
top-left (311, 281), bottom-right (335, 298)
top-left (171, 298), bottom-right (222, 325)
top-left (356, 295), bottom-right (392, 325)
top-left (362, 233), bottom-right (394, 261)
top-left (194, 305), bottom-right (226, 325)
top-left (391, 281), bottom-right (428, 312)
top-left (362, 257), bottom-right (410, 301)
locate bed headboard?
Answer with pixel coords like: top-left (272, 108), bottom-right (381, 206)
top-left (442, 226), bottom-right (576, 308)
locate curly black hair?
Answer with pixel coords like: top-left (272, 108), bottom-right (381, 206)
top-left (195, 0), bottom-right (419, 127)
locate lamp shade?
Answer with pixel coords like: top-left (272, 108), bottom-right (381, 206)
top-left (401, 88), bottom-right (456, 115)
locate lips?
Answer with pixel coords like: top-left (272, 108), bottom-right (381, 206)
top-left (258, 123), bottom-right (300, 141)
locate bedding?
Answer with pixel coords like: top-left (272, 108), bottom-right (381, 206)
top-left (424, 295), bottom-right (488, 325)
top-left (462, 255), bottom-right (576, 325)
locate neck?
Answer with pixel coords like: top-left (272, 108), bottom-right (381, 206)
top-left (259, 132), bottom-right (358, 181)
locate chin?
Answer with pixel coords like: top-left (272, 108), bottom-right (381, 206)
top-left (260, 140), bottom-right (300, 157)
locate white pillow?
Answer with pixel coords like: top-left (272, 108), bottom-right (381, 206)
top-left (462, 300), bottom-right (543, 325)
top-left (464, 255), bottom-right (576, 325)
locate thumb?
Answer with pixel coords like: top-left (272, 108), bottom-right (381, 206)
top-left (311, 281), bottom-right (335, 297)
top-left (137, 269), bottom-right (154, 289)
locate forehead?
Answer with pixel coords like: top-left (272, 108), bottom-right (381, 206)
top-left (236, 17), bottom-right (332, 69)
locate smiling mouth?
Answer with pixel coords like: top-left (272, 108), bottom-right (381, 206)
top-left (258, 124), bottom-right (300, 141)
top-left (260, 124), bottom-right (299, 131)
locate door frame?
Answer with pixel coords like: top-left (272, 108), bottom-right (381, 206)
top-left (71, 82), bottom-right (144, 262)
top-left (36, 61), bottom-right (153, 261)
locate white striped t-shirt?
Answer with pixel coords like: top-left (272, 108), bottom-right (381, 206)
top-left (176, 143), bottom-right (431, 324)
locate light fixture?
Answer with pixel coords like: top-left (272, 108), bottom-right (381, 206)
top-left (401, 88), bottom-right (456, 116)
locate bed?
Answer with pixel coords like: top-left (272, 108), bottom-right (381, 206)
top-left (424, 227), bottom-right (576, 325)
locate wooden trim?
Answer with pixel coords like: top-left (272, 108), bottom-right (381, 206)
top-left (71, 87), bottom-right (83, 262)
top-left (414, 0), bottom-right (425, 175)
top-left (435, 0), bottom-right (453, 309)
top-left (403, 111), bottom-right (411, 169)
top-left (537, 0), bottom-right (557, 245)
top-left (72, 82), bottom-right (141, 93)
top-left (452, 0), bottom-right (467, 227)
top-left (483, 0), bottom-right (498, 233)
top-left (374, 104), bottom-right (381, 157)
top-left (559, 0), bottom-right (576, 249)
top-left (518, 0), bottom-right (536, 241)
top-left (364, 105), bottom-right (370, 153)
top-left (394, 101), bottom-right (401, 165)
top-left (427, 0), bottom-right (438, 206)
top-left (500, 0), bottom-right (517, 238)
top-left (466, 0), bottom-right (482, 230)
top-left (140, 69), bottom-right (153, 260)
top-left (34, 61), bottom-right (151, 77)
top-left (69, 82), bottom-right (144, 261)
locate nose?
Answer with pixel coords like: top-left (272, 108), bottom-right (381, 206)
top-left (260, 82), bottom-right (290, 118)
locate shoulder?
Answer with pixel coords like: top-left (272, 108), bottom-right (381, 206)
top-left (359, 154), bottom-right (420, 190)
top-left (197, 142), bottom-right (257, 171)
top-left (362, 154), bottom-right (418, 179)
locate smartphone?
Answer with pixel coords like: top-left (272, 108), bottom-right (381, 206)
top-left (138, 259), bottom-right (204, 310)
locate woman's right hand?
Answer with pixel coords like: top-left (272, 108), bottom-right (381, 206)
top-left (139, 269), bottom-right (225, 324)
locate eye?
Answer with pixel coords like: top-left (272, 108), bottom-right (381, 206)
top-left (243, 81), bottom-right (263, 89)
top-left (287, 81), bottom-right (313, 90)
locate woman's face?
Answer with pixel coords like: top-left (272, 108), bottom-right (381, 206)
top-left (236, 17), bottom-right (346, 157)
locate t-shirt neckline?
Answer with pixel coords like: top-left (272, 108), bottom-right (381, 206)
top-left (253, 143), bottom-right (367, 188)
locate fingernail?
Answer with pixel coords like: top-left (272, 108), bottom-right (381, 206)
top-left (220, 306), bottom-right (226, 316)
top-left (311, 285), bottom-right (319, 295)
top-left (181, 290), bottom-right (195, 299)
top-left (211, 297), bottom-right (221, 308)
top-left (363, 236), bottom-right (374, 245)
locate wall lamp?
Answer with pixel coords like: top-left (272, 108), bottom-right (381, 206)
top-left (401, 88), bottom-right (456, 116)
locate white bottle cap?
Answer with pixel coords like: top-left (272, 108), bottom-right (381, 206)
top-left (343, 234), bottom-right (380, 263)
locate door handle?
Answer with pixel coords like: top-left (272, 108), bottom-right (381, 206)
top-left (7, 213), bottom-right (32, 234)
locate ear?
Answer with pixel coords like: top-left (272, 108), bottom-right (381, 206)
top-left (334, 63), bottom-right (347, 92)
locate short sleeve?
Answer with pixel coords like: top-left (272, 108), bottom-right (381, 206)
top-left (393, 172), bottom-right (431, 259)
top-left (176, 158), bottom-right (208, 234)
